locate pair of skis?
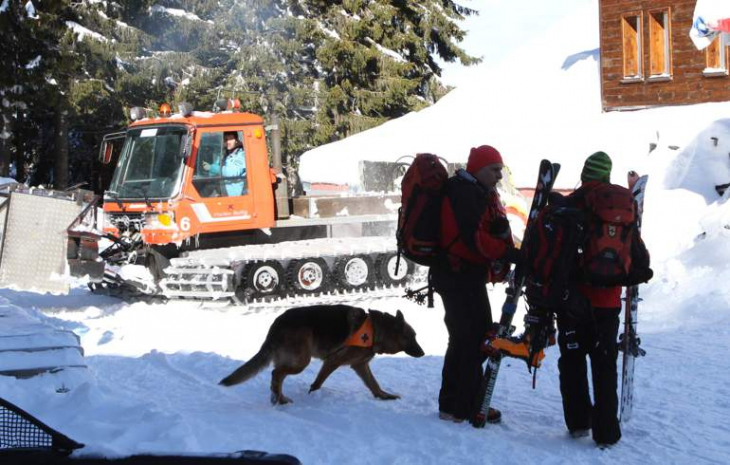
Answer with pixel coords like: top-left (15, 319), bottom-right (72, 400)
top-left (471, 159), bottom-right (560, 428)
top-left (619, 173), bottom-right (649, 423)
top-left (471, 163), bottom-right (648, 427)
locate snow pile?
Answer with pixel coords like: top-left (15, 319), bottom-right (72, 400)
top-left (298, 1), bottom-right (730, 191)
top-left (639, 122), bottom-right (730, 334)
top-left (663, 119), bottom-right (730, 202)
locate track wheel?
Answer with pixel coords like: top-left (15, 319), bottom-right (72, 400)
top-left (334, 255), bottom-right (374, 291)
top-left (246, 261), bottom-right (285, 301)
top-left (376, 253), bottom-right (413, 286)
top-left (288, 258), bottom-right (329, 295)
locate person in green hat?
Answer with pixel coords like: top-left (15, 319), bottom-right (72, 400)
top-left (580, 151), bottom-right (612, 183)
top-left (557, 151), bottom-right (622, 448)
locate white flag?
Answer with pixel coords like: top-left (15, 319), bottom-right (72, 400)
top-left (690, 0), bottom-right (730, 50)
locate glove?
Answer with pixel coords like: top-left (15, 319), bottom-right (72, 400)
top-left (503, 246), bottom-right (522, 265)
top-left (489, 216), bottom-right (511, 239)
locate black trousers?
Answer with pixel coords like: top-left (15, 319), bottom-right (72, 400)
top-left (556, 306), bottom-right (621, 445)
top-left (432, 268), bottom-right (491, 420)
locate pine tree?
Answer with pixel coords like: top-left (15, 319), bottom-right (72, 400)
top-left (1, 0), bottom-right (477, 188)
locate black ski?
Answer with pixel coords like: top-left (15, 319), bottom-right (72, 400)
top-left (619, 173), bottom-right (649, 423)
top-left (471, 159), bottom-right (560, 428)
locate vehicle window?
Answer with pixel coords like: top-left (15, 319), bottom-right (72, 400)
top-left (108, 126), bottom-right (187, 199)
top-left (192, 131), bottom-right (247, 198)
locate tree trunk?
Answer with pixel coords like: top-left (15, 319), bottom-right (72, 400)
top-left (54, 100), bottom-right (69, 189)
top-left (0, 112), bottom-right (12, 177)
top-left (14, 112), bottom-right (24, 183)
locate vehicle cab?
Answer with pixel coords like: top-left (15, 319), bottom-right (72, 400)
top-left (101, 104), bottom-right (277, 246)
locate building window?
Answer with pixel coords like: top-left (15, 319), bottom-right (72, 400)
top-left (704, 35), bottom-right (729, 76)
top-left (648, 9), bottom-right (672, 78)
top-left (621, 12), bottom-right (643, 80)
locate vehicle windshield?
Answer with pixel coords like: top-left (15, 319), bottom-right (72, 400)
top-left (108, 126), bottom-right (188, 200)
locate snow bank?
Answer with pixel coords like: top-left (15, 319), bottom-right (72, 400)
top-left (298, 1), bottom-right (730, 191)
top-left (663, 119), bottom-right (730, 202)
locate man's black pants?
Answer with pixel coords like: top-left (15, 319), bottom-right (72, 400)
top-left (557, 306), bottom-right (622, 445)
top-left (432, 269), bottom-right (491, 420)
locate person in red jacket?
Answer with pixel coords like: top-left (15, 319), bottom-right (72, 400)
top-left (431, 145), bottom-right (519, 425)
top-left (560, 151), bottom-right (622, 448)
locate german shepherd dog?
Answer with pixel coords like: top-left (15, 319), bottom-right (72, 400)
top-left (219, 304), bottom-right (424, 404)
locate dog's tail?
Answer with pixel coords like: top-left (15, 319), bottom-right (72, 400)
top-left (219, 340), bottom-right (273, 387)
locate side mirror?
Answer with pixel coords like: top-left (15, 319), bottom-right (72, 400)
top-left (100, 141), bottom-right (114, 164)
top-left (181, 130), bottom-right (195, 161)
top-left (98, 131), bottom-right (125, 165)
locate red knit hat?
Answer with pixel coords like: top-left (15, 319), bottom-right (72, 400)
top-left (466, 145), bottom-right (503, 174)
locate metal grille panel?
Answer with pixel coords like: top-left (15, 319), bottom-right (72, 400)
top-left (0, 404), bottom-right (53, 449)
top-left (0, 397), bottom-right (82, 453)
top-left (0, 192), bottom-right (84, 294)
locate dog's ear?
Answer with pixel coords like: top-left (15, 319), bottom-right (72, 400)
top-left (395, 310), bottom-right (404, 329)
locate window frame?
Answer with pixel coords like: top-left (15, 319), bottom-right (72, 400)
top-left (621, 11), bottom-right (644, 82)
top-left (704, 34), bottom-right (729, 77)
top-left (647, 8), bottom-right (672, 80)
top-left (191, 130), bottom-right (249, 198)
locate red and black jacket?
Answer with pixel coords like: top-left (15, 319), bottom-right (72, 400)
top-left (439, 170), bottom-right (514, 278)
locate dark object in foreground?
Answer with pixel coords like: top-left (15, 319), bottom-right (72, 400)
top-left (0, 396), bottom-right (83, 454)
top-left (0, 397), bottom-right (300, 464)
top-left (0, 450), bottom-right (301, 464)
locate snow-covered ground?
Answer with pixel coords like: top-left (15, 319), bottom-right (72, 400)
top-left (2, 0), bottom-right (730, 463)
top-left (2, 176), bottom-right (730, 464)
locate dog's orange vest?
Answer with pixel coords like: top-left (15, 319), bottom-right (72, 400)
top-left (344, 316), bottom-right (373, 348)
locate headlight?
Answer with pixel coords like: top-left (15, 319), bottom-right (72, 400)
top-left (144, 212), bottom-right (176, 229)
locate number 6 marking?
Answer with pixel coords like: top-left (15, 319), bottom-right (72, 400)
top-left (180, 217), bottom-right (191, 231)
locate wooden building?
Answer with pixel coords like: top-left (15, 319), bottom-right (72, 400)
top-left (600, 0), bottom-right (730, 111)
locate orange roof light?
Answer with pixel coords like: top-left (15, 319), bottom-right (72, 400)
top-left (159, 103), bottom-right (172, 117)
top-left (226, 99), bottom-right (241, 111)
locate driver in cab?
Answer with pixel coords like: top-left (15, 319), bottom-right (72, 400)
top-left (202, 131), bottom-right (246, 196)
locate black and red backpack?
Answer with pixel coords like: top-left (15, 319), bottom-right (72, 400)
top-left (396, 153), bottom-right (449, 267)
top-left (524, 193), bottom-right (585, 308)
top-left (580, 183), bottom-right (639, 287)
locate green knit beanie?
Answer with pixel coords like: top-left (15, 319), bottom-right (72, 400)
top-left (581, 151), bottom-right (612, 183)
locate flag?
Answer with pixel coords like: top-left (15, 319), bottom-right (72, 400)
top-left (690, 0), bottom-right (730, 50)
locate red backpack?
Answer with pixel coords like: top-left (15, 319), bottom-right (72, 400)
top-left (524, 193), bottom-right (586, 308)
top-left (581, 183), bottom-right (637, 286)
top-left (396, 153), bottom-right (449, 267)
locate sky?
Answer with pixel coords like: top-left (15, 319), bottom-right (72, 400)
top-left (438, 0), bottom-right (595, 87)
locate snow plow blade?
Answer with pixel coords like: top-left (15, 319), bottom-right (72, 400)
top-left (0, 187), bottom-right (94, 294)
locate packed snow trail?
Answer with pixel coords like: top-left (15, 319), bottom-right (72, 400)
top-left (0, 286), bottom-right (728, 464)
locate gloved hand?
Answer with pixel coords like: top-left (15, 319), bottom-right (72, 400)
top-left (503, 246), bottom-right (522, 265)
top-left (489, 216), bottom-right (511, 239)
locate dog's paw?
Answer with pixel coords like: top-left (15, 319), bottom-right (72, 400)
top-left (376, 392), bottom-right (400, 401)
top-left (308, 385), bottom-right (320, 394)
top-left (270, 393), bottom-right (293, 405)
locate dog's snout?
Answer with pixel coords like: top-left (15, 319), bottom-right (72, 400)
top-left (407, 342), bottom-right (425, 358)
